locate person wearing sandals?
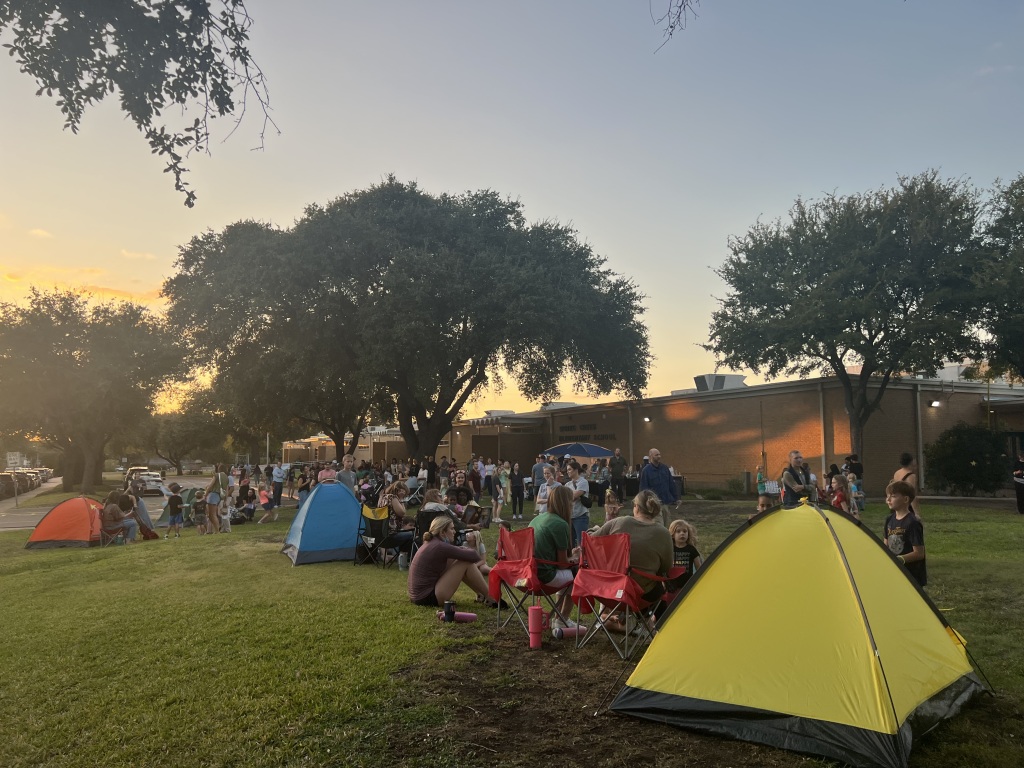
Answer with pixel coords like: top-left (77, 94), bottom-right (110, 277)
top-left (407, 516), bottom-right (501, 608)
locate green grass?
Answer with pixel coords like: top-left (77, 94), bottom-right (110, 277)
top-left (1, 500), bottom-right (1022, 767)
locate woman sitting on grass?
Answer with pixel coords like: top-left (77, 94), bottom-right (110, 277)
top-left (407, 516), bottom-right (499, 608)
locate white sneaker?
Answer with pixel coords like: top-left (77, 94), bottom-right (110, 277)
top-left (550, 616), bottom-right (578, 631)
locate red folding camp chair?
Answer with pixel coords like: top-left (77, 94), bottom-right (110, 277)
top-left (571, 532), bottom-right (661, 660)
top-left (487, 526), bottom-right (574, 636)
top-left (661, 564), bottom-right (688, 606)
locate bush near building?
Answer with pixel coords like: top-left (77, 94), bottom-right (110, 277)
top-left (925, 422), bottom-right (1008, 496)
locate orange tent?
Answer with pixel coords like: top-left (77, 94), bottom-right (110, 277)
top-left (25, 496), bottom-right (104, 549)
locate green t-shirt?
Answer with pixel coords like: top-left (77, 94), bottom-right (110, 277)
top-left (529, 512), bottom-right (570, 584)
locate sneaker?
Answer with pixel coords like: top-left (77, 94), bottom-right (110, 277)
top-left (175, 533), bottom-right (180, 538)
top-left (550, 616), bottom-right (579, 631)
top-left (163, 534), bottom-right (168, 540)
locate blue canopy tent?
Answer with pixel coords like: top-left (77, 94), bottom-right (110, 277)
top-left (542, 442), bottom-right (614, 459)
top-left (281, 482), bottom-right (362, 565)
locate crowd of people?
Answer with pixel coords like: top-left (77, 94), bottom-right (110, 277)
top-left (751, 449), bottom-right (929, 588)
top-left (404, 448), bottom-right (704, 635)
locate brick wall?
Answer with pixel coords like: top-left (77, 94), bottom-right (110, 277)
top-left (446, 378), bottom-right (1024, 495)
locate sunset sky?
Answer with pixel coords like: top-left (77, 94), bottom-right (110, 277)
top-left (2, 1), bottom-right (1022, 418)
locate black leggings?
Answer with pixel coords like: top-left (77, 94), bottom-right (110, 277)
top-left (510, 488), bottom-right (524, 517)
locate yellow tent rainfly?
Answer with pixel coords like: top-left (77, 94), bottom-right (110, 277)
top-left (611, 501), bottom-right (986, 768)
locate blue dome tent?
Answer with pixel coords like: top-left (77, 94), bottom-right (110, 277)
top-left (281, 482), bottom-right (362, 565)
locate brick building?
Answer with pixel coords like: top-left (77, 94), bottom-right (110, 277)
top-left (447, 375), bottom-right (1024, 495)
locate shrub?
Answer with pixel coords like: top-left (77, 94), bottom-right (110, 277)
top-left (924, 422), bottom-right (1008, 496)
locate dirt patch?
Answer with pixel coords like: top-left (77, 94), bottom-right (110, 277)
top-left (390, 628), bottom-right (814, 768)
top-left (388, 625), bottom-right (1019, 768)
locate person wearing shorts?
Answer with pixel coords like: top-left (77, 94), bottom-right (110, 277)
top-left (165, 482), bottom-right (184, 539)
top-left (530, 485), bottom-right (577, 631)
top-left (193, 490), bottom-right (208, 535)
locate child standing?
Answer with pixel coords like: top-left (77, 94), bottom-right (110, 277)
top-left (165, 482), bottom-right (184, 539)
top-left (220, 497), bottom-right (233, 533)
top-left (603, 490), bottom-right (622, 520)
top-left (665, 519), bottom-right (702, 592)
top-left (884, 480), bottom-right (927, 588)
top-left (749, 493), bottom-right (774, 520)
top-left (848, 473), bottom-right (865, 514)
top-left (192, 489), bottom-right (207, 535)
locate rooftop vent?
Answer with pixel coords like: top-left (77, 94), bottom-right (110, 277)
top-left (693, 374), bottom-right (747, 392)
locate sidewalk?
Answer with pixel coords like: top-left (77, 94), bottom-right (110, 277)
top-left (0, 478), bottom-right (67, 531)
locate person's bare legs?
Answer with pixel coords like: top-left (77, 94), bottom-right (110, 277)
top-left (433, 560), bottom-right (490, 604)
top-left (207, 503), bottom-right (220, 533)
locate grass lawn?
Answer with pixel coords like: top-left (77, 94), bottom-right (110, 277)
top-left (1, 498), bottom-right (1022, 767)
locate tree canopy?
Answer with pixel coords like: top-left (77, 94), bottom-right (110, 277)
top-left (163, 177), bottom-right (650, 460)
top-left (704, 171), bottom-right (990, 460)
top-left (0, 0), bottom-right (272, 206)
top-left (978, 173), bottom-right (1024, 382)
top-left (0, 290), bottom-right (181, 493)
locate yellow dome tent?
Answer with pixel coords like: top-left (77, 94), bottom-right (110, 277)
top-left (611, 501), bottom-right (985, 768)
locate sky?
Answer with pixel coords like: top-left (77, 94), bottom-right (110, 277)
top-left (1, 1), bottom-right (1022, 419)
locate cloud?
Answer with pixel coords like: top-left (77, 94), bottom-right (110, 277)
top-left (975, 65), bottom-right (1016, 77)
top-left (120, 249), bottom-right (157, 261)
top-left (3, 273), bottom-right (23, 283)
top-left (28, 228), bottom-right (53, 239)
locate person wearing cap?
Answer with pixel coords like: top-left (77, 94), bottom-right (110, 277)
top-left (318, 461), bottom-right (337, 483)
top-left (164, 482), bottom-right (184, 539)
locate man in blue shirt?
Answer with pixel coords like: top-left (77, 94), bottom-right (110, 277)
top-left (639, 448), bottom-right (677, 525)
top-left (271, 460), bottom-right (286, 508)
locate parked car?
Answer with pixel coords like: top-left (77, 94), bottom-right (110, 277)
top-left (14, 471), bottom-right (38, 490)
top-left (19, 470), bottom-right (42, 489)
top-left (0, 472), bottom-right (16, 499)
top-left (139, 472), bottom-right (165, 497)
top-left (10, 472), bottom-right (32, 494)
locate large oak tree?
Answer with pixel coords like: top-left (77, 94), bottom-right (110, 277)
top-left (0, 290), bottom-right (181, 493)
top-left (704, 171), bottom-right (990, 462)
top-left (164, 177), bottom-right (650, 461)
top-left (978, 173), bottom-right (1024, 382)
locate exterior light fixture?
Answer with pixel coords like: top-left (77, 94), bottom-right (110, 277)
top-left (643, 417), bottom-right (652, 423)
top-left (930, 400), bottom-right (941, 408)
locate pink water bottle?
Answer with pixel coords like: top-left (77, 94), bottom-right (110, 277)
top-left (528, 605), bottom-right (543, 650)
top-left (552, 625), bottom-right (587, 640)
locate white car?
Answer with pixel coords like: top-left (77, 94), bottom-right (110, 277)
top-left (140, 472), bottom-right (165, 496)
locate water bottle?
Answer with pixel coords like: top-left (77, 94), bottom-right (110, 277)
top-left (398, 552), bottom-right (409, 570)
top-left (115, 533), bottom-right (124, 545)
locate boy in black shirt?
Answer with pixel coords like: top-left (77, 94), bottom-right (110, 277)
top-left (884, 480), bottom-right (926, 587)
top-left (165, 482), bottom-right (184, 539)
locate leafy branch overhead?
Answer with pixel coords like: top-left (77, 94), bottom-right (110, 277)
top-left (0, 0), bottom-right (275, 207)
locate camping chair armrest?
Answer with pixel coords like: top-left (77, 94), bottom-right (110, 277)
top-left (629, 567), bottom-right (669, 584)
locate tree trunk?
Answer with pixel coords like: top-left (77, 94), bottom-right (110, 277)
top-left (62, 445), bottom-right (83, 492)
top-left (80, 447), bottom-right (99, 496)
